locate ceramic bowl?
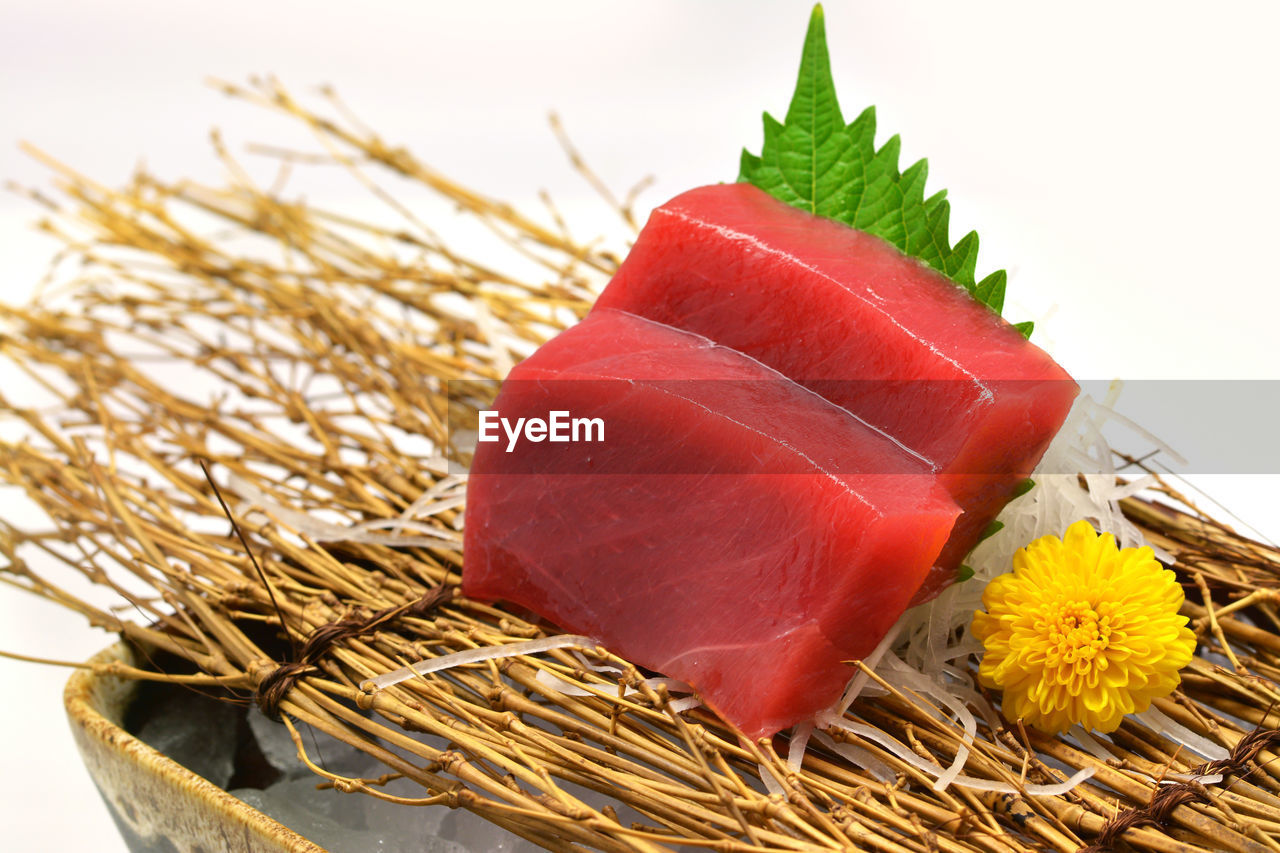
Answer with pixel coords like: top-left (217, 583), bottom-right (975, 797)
top-left (65, 642), bottom-right (323, 853)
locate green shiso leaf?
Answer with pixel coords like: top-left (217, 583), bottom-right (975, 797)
top-left (1012, 477), bottom-right (1036, 498)
top-left (740, 4), bottom-right (1026, 327)
top-left (977, 520), bottom-right (1005, 543)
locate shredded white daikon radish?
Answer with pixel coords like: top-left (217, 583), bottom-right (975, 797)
top-left (1135, 707), bottom-right (1231, 761)
top-left (367, 635), bottom-right (598, 691)
top-left (1097, 474), bottom-right (1158, 503)
top-left (421, 456), bottom-right (452, 476)
top-left (848, 653), bottom-right (979, 792)
top-left (403, 473), bottom-right (468, 512)
top-left (228, 472), bottom-right (463, 549)
top-left (1162, 772), bottom-right (1225, 785)
top-left (570, 650), bottom-right (622, 676)
top-left (949, 769), bottom-right (1097, 797)
top-left (815, 715), bottom-right (943, 778)
top-left (347, 517), bottom-right (463, 539)
top-left (758, 765), bottom-right (786, 797)
top-left (932, 746), bottom-right (969, 792)
top-left (788, 722), bottom-right (814, 773)
top-left (398, 494), bottom-right (468, 519)
top-left (1069, 725), bottom-right (1225, 786)
top-left (528, 653), bottom-right (700, 709)
top-left (811, 731), bottom-right (895, 783)
top-left (533, 669), bottom-right (597, 697)
top-left (532, 667), bottom-right (697, 708)
top-left (818, 714), bottom-right (1096, 795)
top-left (1069, 726), bottom-right (1117, 762)
top-left (830, 618), bottom-right (901, 716)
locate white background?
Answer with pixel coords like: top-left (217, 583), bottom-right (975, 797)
top-left (2, 1), bottom-right (1278, 850)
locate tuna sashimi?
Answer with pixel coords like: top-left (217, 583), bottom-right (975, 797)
top-left (593, 183), bottom-right (1078, 600)
top-left (464, 309), bottom-right (959, 737)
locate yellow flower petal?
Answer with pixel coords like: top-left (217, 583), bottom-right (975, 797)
top-left (971, 520), bottom-right (1197, 734)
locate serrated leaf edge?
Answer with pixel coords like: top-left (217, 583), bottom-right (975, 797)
top-left (739, 4), bottom-right (1032, 333)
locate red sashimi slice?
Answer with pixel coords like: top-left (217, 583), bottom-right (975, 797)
top-left (463, 309), bottom-right (960, 737)
top-left (593, 183), bottom-right (1079, 601)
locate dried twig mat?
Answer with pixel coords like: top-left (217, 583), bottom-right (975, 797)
top-left (3, 79), bottom-right (1280, 852)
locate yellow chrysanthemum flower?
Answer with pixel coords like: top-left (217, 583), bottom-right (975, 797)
top-left (972, 520), bottom-right (1197, 734)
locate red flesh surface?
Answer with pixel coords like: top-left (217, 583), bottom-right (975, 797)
top-left (463, 309), bottom-right (959, 737)
top-left (594, 183), bottom-right (1079, 601)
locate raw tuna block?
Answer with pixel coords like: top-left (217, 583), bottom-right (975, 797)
top-left (593, 183), bottom-right (1078, 600)
top-left (464, 309), bottom-right (959, 737)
